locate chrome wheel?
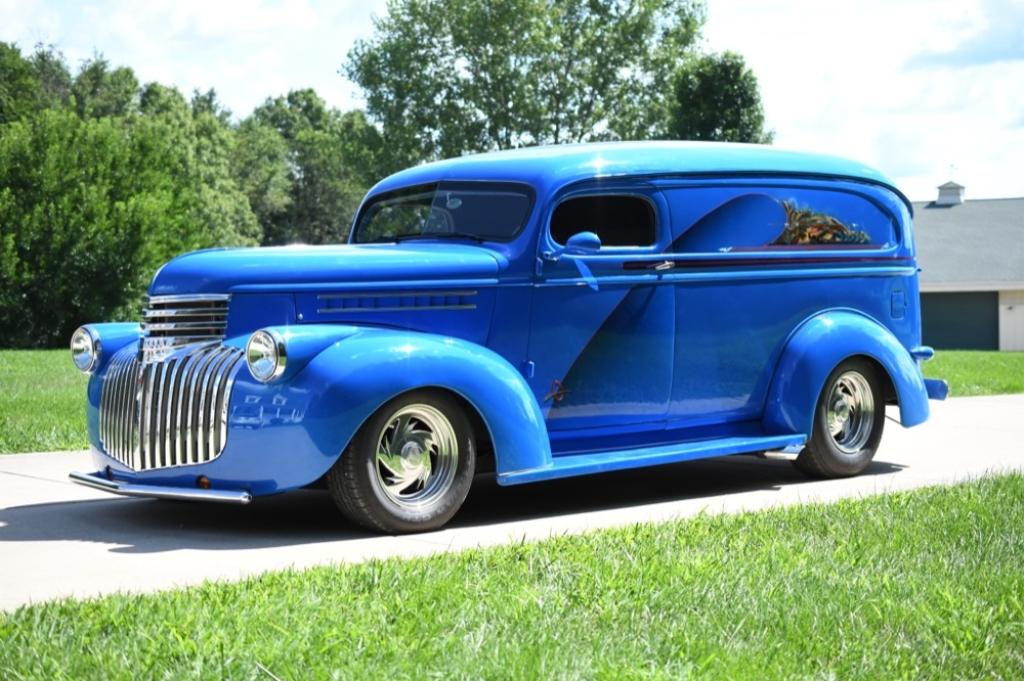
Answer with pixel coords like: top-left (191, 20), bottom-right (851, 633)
top-left (825, 371), bottom-right (875, 454)
top-left (374, 404), bottom-right (459, 509)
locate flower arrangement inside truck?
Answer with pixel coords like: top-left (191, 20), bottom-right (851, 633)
top-left (69, 141), bottom-right (948, 533)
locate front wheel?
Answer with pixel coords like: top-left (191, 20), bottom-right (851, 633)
top-left (327, 390), bottom-right (475, 533)
top-left (793, 359), bottom-right (885, 478)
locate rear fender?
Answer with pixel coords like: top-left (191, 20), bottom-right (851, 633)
top-left (763, 310), bottom-right (929, 435)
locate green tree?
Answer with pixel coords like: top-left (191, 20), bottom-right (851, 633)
top-left (134, 83), bottom-right (260, 254)
top-left (665, 51), bottom-right (773, 143)
top-left (232, 118), bottom-right (292, 235)
top-left (191, 87), bottom-right (232, 124)
top-left (0, 78), bottom-right (260, 346)
top-left (72, 56), bottom-right (139, 118)
top-left (249, 90), bottom-right (383, 244)
top-left (0, 110), bottom-right (160, 346)
top-left (29, 44), bottom-right (72, 111)
top-left (0, 42), bottom-right (37, 124)
top-left (345, 0), bottom-right (705, 165)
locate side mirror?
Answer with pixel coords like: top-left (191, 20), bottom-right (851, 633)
top-left (565, 231), bottom-right (602, 255)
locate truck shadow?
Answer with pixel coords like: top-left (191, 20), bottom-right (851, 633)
top-left (0, 456), bottom-right (905, 554)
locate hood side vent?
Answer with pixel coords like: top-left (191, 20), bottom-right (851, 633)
top-left (316, 290), bottom-right (478, 314)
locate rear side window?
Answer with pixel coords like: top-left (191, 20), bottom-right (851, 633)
top-left (551, 195), bottom-right (656, 247)
top-left (666, 186), bottom-right (898, 253)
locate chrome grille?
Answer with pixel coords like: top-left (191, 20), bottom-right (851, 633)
top-left (141, 294), bottom-right (230, 363)
top-left (99, 343), bottom-right (244, 470)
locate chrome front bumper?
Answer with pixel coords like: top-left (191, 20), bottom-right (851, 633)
top-left (69, 470), bottom-right (252, 504)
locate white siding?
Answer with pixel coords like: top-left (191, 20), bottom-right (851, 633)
top-left (999, 290), bottom-right (1024, 351)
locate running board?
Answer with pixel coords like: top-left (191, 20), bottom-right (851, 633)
top-left (497, 433), bottom-right (807, 486)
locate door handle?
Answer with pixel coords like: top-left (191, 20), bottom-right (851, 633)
top-left (622, 259), bottom-right (676, 271)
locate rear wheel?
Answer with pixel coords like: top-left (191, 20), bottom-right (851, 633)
top-left (794, 358), bottom-right (885, 478)
top-left (327, 390), bottom-right (475, 533)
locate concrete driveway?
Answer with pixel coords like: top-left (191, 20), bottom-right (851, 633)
top-left (2, 394), bottom-right (1022, 612)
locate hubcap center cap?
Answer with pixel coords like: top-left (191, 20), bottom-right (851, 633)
top-left (400, 441), bottom-right (426, 469)
top-left (825, 371), bottom-right (876, 453)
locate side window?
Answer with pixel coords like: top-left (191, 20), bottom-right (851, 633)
top-left (551, 195), bottom-right (656, 247)
top-left (667, 186), bottom-right (897, 253)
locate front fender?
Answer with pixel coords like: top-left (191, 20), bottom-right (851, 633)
top-left (763, 310), bottom-right (929, 435)
top-left (260, 326), bottom-right (551, 483)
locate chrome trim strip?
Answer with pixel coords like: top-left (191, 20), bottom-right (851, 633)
top-left (146, 294), bottom-right (231, 305)
top-left (316, 304), bottom-right (477, 313)
top-left (143, 322), bottom-right (228, 332)
top-left (233, 278), bottom-right (499, 293)
top-left (142, 309), bottom-right (227, 318)
top-left (535, 265), bottom-right (919, 288)
top-left (69, 471), bottom-right (251, 504)
top-left (316, 290), bottom-right (478, 299)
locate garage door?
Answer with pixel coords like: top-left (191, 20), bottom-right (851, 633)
top-left (921, 292), bottom-right (999, 350)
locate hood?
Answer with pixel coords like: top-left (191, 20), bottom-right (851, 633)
top-left (149, 243), bottom-right (504, 296)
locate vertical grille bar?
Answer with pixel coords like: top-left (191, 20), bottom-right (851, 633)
top-left (176, 349), bottom-right (202, 465)
top-left (208, 352), bottom-right (241, 457)
top-left (115, 355), bottom-right (131, 460)
top-left (129, 361), bottom-right (141, 471)
top-left (163, 357), bottom-right (183, 467)
top-left (198, 350), bottom-right (233, 462)
top-left (98, 343), bottom-right (242, 470)
top-left (151, 361), bottom-right (166, 468)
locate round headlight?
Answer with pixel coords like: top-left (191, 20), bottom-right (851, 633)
top-left (70, 326), bottom-right (100, 373)
top-left (246, 329), bottom-right (286, 383)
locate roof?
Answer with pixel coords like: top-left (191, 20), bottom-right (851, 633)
top-left (914, 197), bottom-right (1024, 290)
top-left (370, 141), bottom-right (909, 208)
top-left (937, 180), bottom-right (965, 189)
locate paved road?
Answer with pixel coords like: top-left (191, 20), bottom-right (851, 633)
top-left (2, 395), bottom-right (1022, 612)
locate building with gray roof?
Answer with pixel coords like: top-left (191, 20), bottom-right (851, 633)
top-left (914, 183), bottom-right (1024, 350)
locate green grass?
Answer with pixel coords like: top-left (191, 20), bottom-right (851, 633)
top-left (0, 350), bottom-right (88, 453)
top-left (0, 348), bottom-right (1020, 454)
top-left (2, 475), bottom-right (1023, 679)
top-left (923, 350), bottom-right (1024, 397)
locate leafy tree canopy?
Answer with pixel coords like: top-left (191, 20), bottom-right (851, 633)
top-left (0, 42), bottom-right (37, 124)
top-left (345, 0), bottom-right (706, 166)
top-left (665, 51), bottom-right (773, 143)
top-left (248, 90), bottom-right (383, 244)
top-left (0, 44), bottom-right (259, 346)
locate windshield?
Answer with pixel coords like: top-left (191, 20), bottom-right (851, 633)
top-left (352, 182), bottom-right (534, 243)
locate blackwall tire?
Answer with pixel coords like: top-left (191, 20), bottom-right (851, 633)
top-left (793, 358), bottom-right (885, 479)
top-left (327, 389), bottom-right (475, 533)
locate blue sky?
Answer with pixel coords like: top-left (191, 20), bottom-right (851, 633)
top-left (2, 0), bottom-right (1022, 201)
